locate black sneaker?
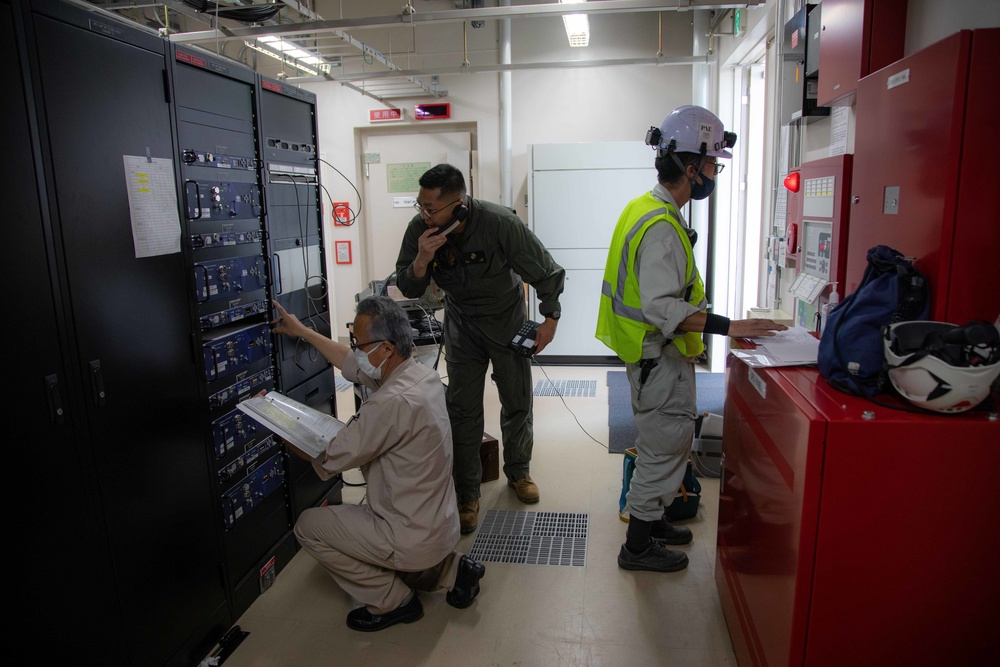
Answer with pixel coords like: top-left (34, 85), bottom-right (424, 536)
top-left (446, 555), bottom-right (486, 609)
top-left (650, 516), bottom-right (693, 545)
top-left (346, 594), bottom-right (424, 632)
top-left (617, 541), bottom-right (689, 572)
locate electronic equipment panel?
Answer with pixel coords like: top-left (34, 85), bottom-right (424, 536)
top-left (256, 74), bottom-right (339, 527)
top-left (171, 44), bottom-right (296, 623)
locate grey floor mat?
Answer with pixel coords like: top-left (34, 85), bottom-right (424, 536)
top-left (532, 379), bottom-right (597, 397)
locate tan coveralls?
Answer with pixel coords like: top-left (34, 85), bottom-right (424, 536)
top-left (294, 353), bottom-right (463, 613)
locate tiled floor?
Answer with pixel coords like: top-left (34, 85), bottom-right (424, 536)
top-left (219, 363), bottom-right (736, 666)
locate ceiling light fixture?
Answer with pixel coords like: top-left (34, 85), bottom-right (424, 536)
top-left (244, 38), bottom-right (320, 76)
top-left (560, 0), bottom-right (590, 48)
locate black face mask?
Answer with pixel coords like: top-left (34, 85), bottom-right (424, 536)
top-left (690, 173), bottom-right (715, 200)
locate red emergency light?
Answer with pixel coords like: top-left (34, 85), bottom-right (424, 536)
top-left (783, 170), bottom-right (801, 193)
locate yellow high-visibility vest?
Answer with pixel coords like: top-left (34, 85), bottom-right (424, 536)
top-left (595, 192), bottom-right (706, 363)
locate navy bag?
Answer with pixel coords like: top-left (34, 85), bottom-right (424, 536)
top-left (818, 245), bottom-right (929, 397)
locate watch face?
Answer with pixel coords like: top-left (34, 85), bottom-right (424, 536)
top-left (551, 311), bottom-right (561, 320)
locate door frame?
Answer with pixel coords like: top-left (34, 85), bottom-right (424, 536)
top-left (354, 121), bottom-right (479, 286)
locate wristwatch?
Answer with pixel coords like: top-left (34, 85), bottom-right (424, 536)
top-left (547, 310), bottom-right (561, 321)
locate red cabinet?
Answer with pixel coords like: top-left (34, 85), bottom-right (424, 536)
top-left (717, 357), bottom-right (1000, 666)
top-left (846, 29), bottom-right (1000, 324)
top-left (817, 0), bottom-right (907, 106)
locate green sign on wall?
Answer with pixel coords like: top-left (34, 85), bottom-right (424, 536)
top-left (387, 162), bottom-right (432, 193)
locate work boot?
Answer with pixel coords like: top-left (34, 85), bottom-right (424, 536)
top-left (508, 476), bottom-right (540, 504)
top-left (617, 541), bottom-right (689, 572)
top-left (346, 594), bottom-right (424, 632)
top-left (446, 555), bottom-right (486, 609)
top-left (650, 516), bottom-right (693, 545)
top-left (459, 499), bottom-right (479, 534)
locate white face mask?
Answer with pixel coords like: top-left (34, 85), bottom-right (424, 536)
top-left (353, 343), bottom-right (387, 382)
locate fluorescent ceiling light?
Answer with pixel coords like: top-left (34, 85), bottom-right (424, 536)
top-left (560, 0), bottom-right (590, 47)
top-left (244, 40), bottom-right (319, 76)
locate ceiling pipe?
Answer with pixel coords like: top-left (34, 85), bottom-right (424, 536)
top-left (500, 0), bottom-right (512, 209)
top-left (288, 54), bottom-right (712, 83)
top-left (168, 0), bottom-right (766, 44)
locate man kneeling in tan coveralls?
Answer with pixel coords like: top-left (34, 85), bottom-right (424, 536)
top-left (271, 296), bottom-right (485, 632)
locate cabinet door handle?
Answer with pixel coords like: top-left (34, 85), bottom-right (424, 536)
top-left (185, 180), bottom-right (203, 220)
top-left (194, 264), bottom-right (211, 302)
top-left (89, 359), bottom-right (107, 408)
top-left (272, 253), bottom-right (282, 294)
top-left (719, 452), bottom-right (726, 494)
top-left (45, 373), bottom-right (65, 425)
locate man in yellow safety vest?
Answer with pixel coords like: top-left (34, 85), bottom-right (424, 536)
top-left (596, 105), bottom-right (787, 573)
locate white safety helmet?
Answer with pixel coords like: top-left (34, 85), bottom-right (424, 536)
top-left (883, 320), bottom-right (1000, 413)
top-left (645, 105), bottom-right (736, 159)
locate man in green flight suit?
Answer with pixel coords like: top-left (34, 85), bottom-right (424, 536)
top-left (596, 106), bottom-right (786, 572)
top-left (395, 163), bottom-right (566, 534)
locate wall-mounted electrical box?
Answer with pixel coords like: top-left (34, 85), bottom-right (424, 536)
top-left (782, 4), bottom-right (829, 125)
top-left (414, 102), bottom-right (451, 120)
top-left (817, 0), bottom-right (909, 107)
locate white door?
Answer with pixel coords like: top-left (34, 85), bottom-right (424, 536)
top-left (360, 129), bottom-right (473, 283)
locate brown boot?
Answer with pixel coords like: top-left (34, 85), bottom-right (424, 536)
top-left (508, 476), bottom-right (540, 504)
top-left (458, 499), bottom-right (479, 534)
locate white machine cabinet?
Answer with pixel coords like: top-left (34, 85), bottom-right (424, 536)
top-left (528, 142), bottom-right (656, 359)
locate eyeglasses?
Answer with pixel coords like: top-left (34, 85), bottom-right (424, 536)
top-left (413, 199), bottom-right (461, 217)
top-left (350, 339), bottom-right (386, 352)
top-left (704, 162), bottom-right (726, 175)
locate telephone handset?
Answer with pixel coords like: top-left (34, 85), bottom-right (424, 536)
top-left (785, 221), bottom-right (799, 255)
top-left (430, 203), bottom-right (469, 237)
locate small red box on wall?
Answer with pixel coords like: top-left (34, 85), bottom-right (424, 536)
top-left (332, 202), bottom-right (351, 225)
top-left (414, 102), bottom-right (450, 120)
top-left (334, 240), bottom-right (352, 264)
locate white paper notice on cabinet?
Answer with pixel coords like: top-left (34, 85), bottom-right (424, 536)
top-left (829, 106), bottom-right (849, 157)
top-left (122, 154), bottom-right (181, 258)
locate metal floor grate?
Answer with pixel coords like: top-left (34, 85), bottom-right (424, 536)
top-left (335, 376), bottom-right (353, 393)
top-left (532, 379), bottom-right (597, 397)
top-left (468, 510), bottom-right (588, 566)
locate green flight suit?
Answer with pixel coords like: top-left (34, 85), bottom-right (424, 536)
top-left (396, 198), bottom-right (565, 502)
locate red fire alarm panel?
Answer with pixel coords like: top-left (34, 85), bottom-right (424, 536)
top-left (332, 202), bottom-right (351, 225)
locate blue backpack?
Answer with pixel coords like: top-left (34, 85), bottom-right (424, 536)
top-left (818, 246), bottom-right (929, 397)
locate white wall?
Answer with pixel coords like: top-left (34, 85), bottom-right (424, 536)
top-left (303, 72), bottom-right (502, 332)
top-left (303, 10), bottom-right (696, 334)
top-left (905, 0), bottom-right (1000, 56)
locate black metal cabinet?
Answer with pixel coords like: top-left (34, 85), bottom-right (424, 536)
top-left (5, 1), bottom-right (128, 662)
top-left (11, 2), bottom-right (340, 663)
top-left (169, 44), bottom-right (298, 624)
top-left (13, 2), bottom-right (228, 665)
